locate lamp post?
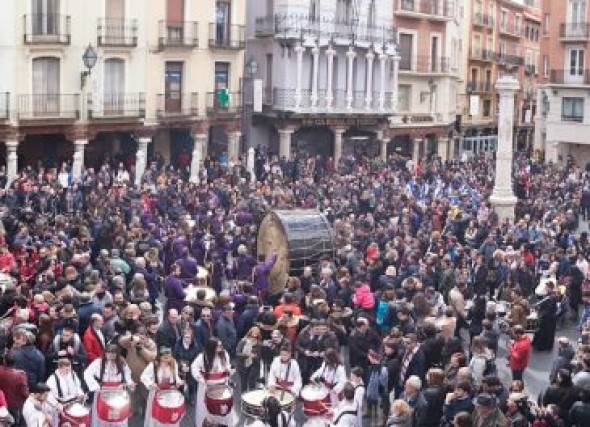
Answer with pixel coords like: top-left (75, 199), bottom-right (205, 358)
top-left (80, 44), bottom-right (97, 122)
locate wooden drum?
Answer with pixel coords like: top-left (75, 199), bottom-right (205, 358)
top-left (257, 210), bottom-right (335, 295)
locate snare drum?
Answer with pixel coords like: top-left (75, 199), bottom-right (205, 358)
top-left (59, 402), bottom-right (90, 427)
top-left (205, 384), bottom-right (233, 416)
top-left (152, 389), bottom-right (186, 425)
top-left (241, 389), bottom-right (296, 419)
top-left (526, 310), bottom-right (539, 333)
top-left (301, 384), bottom-right (330, 416)
top-left (96, 387), bottom-right (130, 423)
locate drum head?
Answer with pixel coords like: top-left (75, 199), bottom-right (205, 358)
top-left (241, 389), bottom-right (266, 406)
top-left (66, 403), bottom-right (89, 417)
top-left (100, 390), bottom-right (129, 408)
top-left (301, 385), bottom-right (328, 400)
top-left (156, 390), bottom-right (185, 408)
top-left (206, 385), bottom-right (233, 400)
top-left (274, 390), bottom-right (295, 406)
top-left (185, 285), bottom-right (216, 302)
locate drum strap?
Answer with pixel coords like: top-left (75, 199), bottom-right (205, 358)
top-left (54, 373), bottom-right (63, 399)
top-left (283, 360), bottom-right (292, 386)
top-left (334, 408), bottom-right (358, 424)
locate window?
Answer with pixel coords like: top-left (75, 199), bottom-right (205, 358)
top-left (104, 58), bottom-right (125, 112)
top-left (501, 10), bottom-right (508, 31)
top-left (483, 99), bottom-right (491, 117)
top-left (32, 56), bottom-right (60, 115)
top-left (32, 0), bottom-right (60, 36)
top-left (164, 61), bottom-right (183, 113)
top-left (571, 0), bottom-right (587, 25)
top-left (215, 0), bottom-right (230, 45)
top-left (336, 0), bottom-right (352, 23)
top-left (562, 97), bottom-right (584, 122)
top-left (398, 33), bottom-right (413, 70)
top-left (515, 15), bottom-right (521, 33)
top-left (570, 49), bottom-right (585, 76)
top-left (543, 13), bottom-right (549, 34)
top-left (310, 0), bottom-right (320, 21)
top-left (367, 0), bottom-right (376, 28)
top-left (398, 85), bottom-right (411, 111)
top-left (543, 55), bottom-right (549, 76)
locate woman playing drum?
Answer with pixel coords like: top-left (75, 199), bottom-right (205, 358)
top-left (191, 337), bottom-right (235, 427)
top-left (267, 343), bottom-right (302, 397)
top-left (83, 344), bottom-right (135, 427)
top-left (140, 347), bottom-right (185, 427)
top-left (47, 358), bottom-right (85, 404)
top-left (309, 349), bottom-right (346, 407)
top-left (248, 395), bottom-right (295, 427)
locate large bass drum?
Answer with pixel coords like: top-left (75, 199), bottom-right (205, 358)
top-left (257, 210), bottom-right (335, 295)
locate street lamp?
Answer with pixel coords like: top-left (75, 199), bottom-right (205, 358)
top-left (80, 44), bottom-right (97, 90)
top-left (245, 58), bottom-right (259, 78)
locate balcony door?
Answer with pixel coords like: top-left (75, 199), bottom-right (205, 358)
top-left (167, 0), bottom-right (185, 43)
top-left (216, 0), bottom-right (231, 45)
top-left (104, 58), bottom-right (125, 114)
top-left (430, 36), bottom-right (440, 72)
top-left (214, 62), bottom-right (230, 110)
top-left (568, 49), bottom-right (585, 83)
top-left (105, 0), bottom-right (125, 43)
top-left (32, 0), bottom-right (60, 36)
top-left (32, 57), bottom-right (60, 116)
top-left (399, 33), bottom-right (413, 71)
top-left (165, 62), bottom-right (183, 113)
top-left (570, 0), bottom-right (587, 37)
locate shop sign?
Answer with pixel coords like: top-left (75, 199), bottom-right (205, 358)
top-left (301, 118), bottom-right (380, 127)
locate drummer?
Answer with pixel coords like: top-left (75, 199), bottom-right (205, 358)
top-left (83, 344), bottom-right (135, 427)
top-left (331, 383), bottom-right (360, 427)
top-left (191, 337), bottom-right (235, 427)
top-left (309, 349), bottom-right (346, 407)
top-left (140, 347), bottom-right (184, 427)
top-left (47, 358), bottom-right (85, 404)
top-left (267, 343), bottom-right (302, 397)
top-left (22, 383), bottom-right (58, 427)
top-left (248, 395), bottom-right (295, 427)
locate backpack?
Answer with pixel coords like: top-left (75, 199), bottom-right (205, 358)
top-left (483, 358), bottom-right (497, 377)
top-left (376, 300), bottom-right (389, 329)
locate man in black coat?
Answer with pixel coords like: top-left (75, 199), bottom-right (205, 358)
top-left (397, 333), bottom-right (426, 395)
top-left (156, 308), bottom-right (182, 350)
top-left (9, 329), bottom-right (45, 389)
top-left (348, 317), bottom-right (381, 378)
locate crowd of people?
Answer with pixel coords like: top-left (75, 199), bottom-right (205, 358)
top-left (0, 147), bottom-right (587, 427)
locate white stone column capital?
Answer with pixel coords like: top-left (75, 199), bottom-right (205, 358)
top-left (346, 48), bottom-right (357, 60)
top-left (379, 53), bottom-right (388, 62)
top-left (278, 128), bottom-right (295, 136)
top-left (5, 141), bottom-right (18, 151)
top-left (326, 46), bottom-right (336, 56)
top-left (366, 50), bottom-right (375, 60)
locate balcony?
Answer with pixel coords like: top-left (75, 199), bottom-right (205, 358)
top-left (254, 14), bottom-right (396, 46)
top-left (156, 93), bottom-right (199, 119)
top-left (469, 49), bottom-right (495, 62)
top-left (399, 55), bottom-right (451, 74)
top-left (395, 0), bottom-right (454, 20)
top-left (206, 91), bottom-right (242, 116)
top-left (499, 22), bottom-right (523, 38)
top-left (473, 12), bottom-right (494, 28)
top-left (88, 93), bottom-right (145, 120)
top-left (268, 87), bottom-right (395, 112)
top-left (208, 23), bottom-right (245, 50)
top-left (18, 94), bottom-right (79, 121)
top-left (97, 19), bottom-right (138, 47)
top-left (549, 69), bottom-right (590, 85)
top-left (158, 21), bottom-right (199, 49)
top-left (467, 81), bottom-right (493, 93)
top-left (496, 53), bottom-right (524, 67)
top-left (560, 23), bottom-right (590, 42)
top-left (0, 93), bottom-right (9, 120)
top-left (23, 14), bottom-right (70, 45)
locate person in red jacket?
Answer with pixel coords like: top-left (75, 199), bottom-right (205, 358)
top-left (0, 354), bottom-right (29, 425)
top-left (0, 245), bottom-right (15, 273)
top-left (507, 325), bottom-right (531, 383)
top-left (82, 313), bottom-right (106, 364)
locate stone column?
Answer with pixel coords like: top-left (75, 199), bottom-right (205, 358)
top-left (449, 137), bottom-right (456, 159)
top-left (247, 147), bottom-right (256, 182)
top-left (326, 46), bottom-right (336, 108)
top-left (311, 45), bottom-right (320, 108)
top-left (365, 50), bottom-right (375, 110)
top-left (490, 76), bottom-right (519, 221)
top-left (278, 128), bottom-right (294, 159)
top-left (72, 139), bottom-right (87, 182)
top-left (380, 138), bottom-right (388, 161)
top-left (438, 137), bottom-right (449, 162)
top-left (391, 54), bottom-right (400, 111)
top-left (294, 43), bottom-right (305, 108)
top-left (5, 141), bottom-right (18, 189)
top-left (228, 131), bottom-right (242, 163)
top-left (190, 133), bottom-right (206, 183)
top-left (379, 53), bottom-right (387, 111)
top-left (413, 138), bottom-right (423, 165)
top-left (346, 47), bottom-right (356, 110)
top-left (333, 127), bottom-right (346, 167)
top-left (134, 137), bottom-right (150, 187)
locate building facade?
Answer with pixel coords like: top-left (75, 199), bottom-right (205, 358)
top-left (0, 0), bottom-right (245, 185)
top-left (535, 0), bottom-right (590, 164)
top-left (391, 0), bottom-right (463, 162)
top-left (246, 0), bottom-right (398, 163)
top-left (461, 0), bottom-right (541, 159)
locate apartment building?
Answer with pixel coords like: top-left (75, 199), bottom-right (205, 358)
top-left (246, 0), bottom-right (397, 162)
top-left (461, 0), bottom-right (541, 159)
top-left (391, 0), bottom-right (462, 161)
top-left (0, 0), bottom-right (245, 185)
top-left (535, 0), bottom-right (590, 164)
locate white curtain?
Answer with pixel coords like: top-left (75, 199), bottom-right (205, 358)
top-left (104, 59), bottom-right (125, 112)
top-left (32, 57), bottom-right (60, 114)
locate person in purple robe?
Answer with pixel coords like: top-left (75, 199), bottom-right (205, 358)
top-left (164, 263), bottom-right (186, 313)
top-left (230, 245), bottom-right (256, 281)
top-left (177, 247), bottom-right (199, 280)
top-left (253, 252), bottom-right (278, 304)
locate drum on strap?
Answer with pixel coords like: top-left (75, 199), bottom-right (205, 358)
top-left (152, 389), bottom-right (186, 425)
top-left (96, 386), bottom-right (131, 423)
top-left (59, 402), bottom-right (90, 427)
top-left (205, 384), bottom-right (233, 416)
top-left (301, 384), bottom-right (330, 417)
top-left (241, 389), bottom-right (296, 419)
